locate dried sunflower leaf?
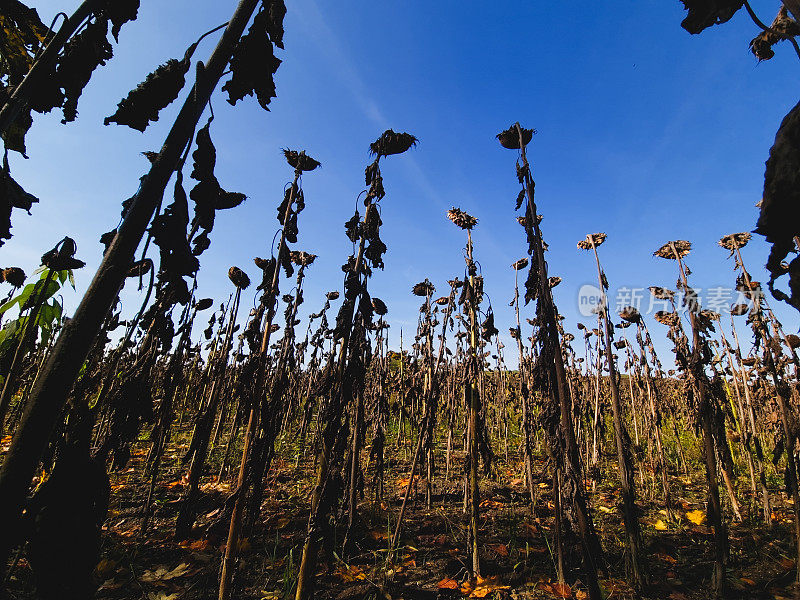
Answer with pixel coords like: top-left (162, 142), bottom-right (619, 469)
top-left (56, 17), bottom-right (114, 123)
top-left (97, 0), bottom-right (139, 41)
top-left (104, 57), bottom-right (190, 131)
top-left (222, 7), bottom-right (281, 109)
top-left (679, 0), bottom-right (744, 34)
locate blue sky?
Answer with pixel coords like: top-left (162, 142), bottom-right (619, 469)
top-left (3, 0), bottom-right (798, 365)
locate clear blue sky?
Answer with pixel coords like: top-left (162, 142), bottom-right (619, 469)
top-left (3, 0), bottom-right (798, 365)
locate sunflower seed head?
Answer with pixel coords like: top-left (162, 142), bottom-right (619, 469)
top-left (447, 207), bottom-right (478, 230)
top-left (290, 250), bottom-right (317, 267)
top-left (1, 267), bottom-right (25, 288)
top-left (369, 130), bottom-right (417, 157)
top-left (654, 311), bottom-right (679, 327)
top-left (228, 266), bottom-right (251, 289)
top-left (412, 279), bottom-right (435, 297)
top-left (372, 297), bottom-right (388, 316)
top-left (718, 232), bottom-right (751, 251)
top-left (618, 306), bottom-right (641, 323)
top-left (282, 149), bottom-right (321, 172)
top-left (654, 240), bottom-right (691, 259)
top-left (649, 286), bottom-right (675, 300)
top-left (578, 232), bottom-right (607, 250)
top-left (512, 258), bottom-right (529, 270)
top-left (496, 124), bottom-right (535, 149)
top-left (730, 303), bottom-right (750, 316)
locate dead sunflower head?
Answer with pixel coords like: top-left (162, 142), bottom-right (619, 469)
top-left (290, 251), bottom-right (317, 267)
top-left (369, 130), bottom-right (417, 157)
top-left (618, 306), bottom-right (641, 323)
top-left (654, 311), bottom-right (679, 327)
top-left (718, 232), bottom-right (751, 252)
top-left (447, 207), bottom-right (477, 230)
top-left (372, 297), bottom-right (388, 316)
top-left (435, 296), bottom-right (449, 306)
top-left (195, 298), bottom-right (214, 311)
top-left (730, 303), bottom-right (750, 316)
top-left (496, 124), bottom-right (535, 149)
top-left (282, 149), bottom-right (321, 172)
top-left (41, 236), bottom-right (85, 271)
top-left (649, 286), bottom-right (675, 300)
top-left (786, 334), bottom-right (800, 349)
top-left (1, 267), bottom-right (26, 288)
top-left (577, 233), bottom-right (607, 250)
top-left (512, 258), bottom-right (529, 270)
top-left (326, 291), bottom-right (340, 301)
top-left (654, 240), bottom-right (691, 260)
top-left (412, 280), bottom-right (434, 298)
top-left (228, 266), bottom-right (251, 289)
top-left (448, 278), bottom-right (464, 289)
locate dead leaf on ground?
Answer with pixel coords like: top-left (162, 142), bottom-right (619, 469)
top-left (685, 509), bottom-right (706, 525)
top-left (140, 562), bottom-right (191, 583)
top-left (460, 575), bottom-right (511, 598)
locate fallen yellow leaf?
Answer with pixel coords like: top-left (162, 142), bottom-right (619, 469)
top-left (685, 509), bottom-right (706, 525)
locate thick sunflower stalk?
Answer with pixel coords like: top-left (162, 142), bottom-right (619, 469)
top-left (499, 123), bottom-right (603, 598)
top-left (218, 149), bottom-right (319, 600)
top-left (578, 233), bottom-right (642, 588)
top-left (653, 240), bottom-right (730, 597)
top-left (0, 0), bottom-right (281, 571)
top-left (175, 269), bottom-right (249, 539)
top-left (443, 207), bottom-right (489, 576)
top-left (619, 306), bottom-right (675, 520)
top-left (390, 279), bottom-right (440, 549)
top-left (294, 129), bottom-right (416, 600)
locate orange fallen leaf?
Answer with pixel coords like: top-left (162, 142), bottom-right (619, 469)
top-left (461, 575), bottom-right (510, 598)
top-left (189, 539), bottom-right (210, 551)
top-left (488, 543), bottom-right (509, 557)
top-left (551, 582), bottom-right (572, 598)
top-left (438, 578), bottom-right (459, 589)
top-left (653, 552), bottom-right (676, 564)
top-left (335, 565), bottom-right (366, 582)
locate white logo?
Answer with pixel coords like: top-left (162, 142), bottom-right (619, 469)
top-left (578, 284), bottom-right (604, 317)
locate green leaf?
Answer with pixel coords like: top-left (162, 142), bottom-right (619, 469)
top-left (21, 279), bottom-right (59, 310)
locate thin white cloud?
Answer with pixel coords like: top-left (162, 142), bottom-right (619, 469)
top-left (293, 0), bottom-right (446, 210)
